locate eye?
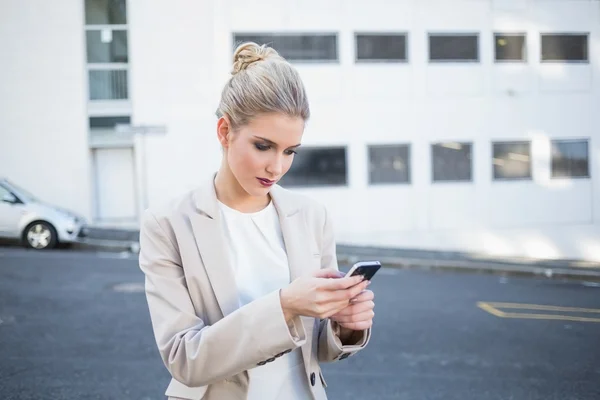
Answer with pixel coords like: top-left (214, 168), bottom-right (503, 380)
top-left (254, 143), bottom-right (270, 151)
top-left (284, 149), bottom-right (297, 156)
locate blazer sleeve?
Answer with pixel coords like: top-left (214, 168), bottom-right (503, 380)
top-left (139, 210), bottom-right (307, 387)
top-left (316, 207), bottom-right (372, 363)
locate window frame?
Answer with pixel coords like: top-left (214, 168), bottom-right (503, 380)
top-left (354, 32), bottom-right (409, 63)
top-left (367, 143), bottom-right (412, 185)
top-left (494, 32), bottom-right (527, 63)
top-left (540, 32), bottom-right (589, 63)
top-left (551, 138), bottom-right (591, 179)
top-left (428, 32), bottom-right (480, 63)
top-left (278, 146), bottom-right (348, 188)
top-left (492, 140), bottom-right (533, 181)
top-left (431, 142), bottom-right (474, 183)
top-left (232, 32), bottom-right (340, 63)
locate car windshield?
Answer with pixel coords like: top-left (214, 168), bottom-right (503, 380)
top-left (4, 180), bottom-right (39, 202)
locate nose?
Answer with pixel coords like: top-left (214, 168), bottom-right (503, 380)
top-left (266, 154), bottom-right (283, 177)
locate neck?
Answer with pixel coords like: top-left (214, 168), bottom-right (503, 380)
top-left (214, 165), bottom-right (270, 213)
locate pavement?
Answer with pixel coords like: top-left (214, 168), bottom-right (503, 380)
top-left (1, 248), bottom-right (599, 399)
top-left (73, 226), bottom-right (600, 281)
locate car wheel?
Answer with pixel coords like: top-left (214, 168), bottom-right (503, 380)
top-left (23, 221), bottom-right (58, 250)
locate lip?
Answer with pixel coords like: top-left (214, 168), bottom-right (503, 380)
top-left (257, 178), bottom-right (275, 187)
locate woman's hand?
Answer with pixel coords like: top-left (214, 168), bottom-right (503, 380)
top-left (279, 269), bottom-right (369, 322)
top-left (330, 289), bottom-right (375, 331)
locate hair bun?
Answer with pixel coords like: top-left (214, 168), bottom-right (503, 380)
top-left (232, 42), bottom-right (281, 75)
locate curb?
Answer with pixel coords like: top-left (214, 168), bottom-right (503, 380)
top-left (73, 239), bottom-right (140, 253)
top-left (337, 254), bottom-right (600, 281)
top-left (70, 240), bottom-right (600, 281)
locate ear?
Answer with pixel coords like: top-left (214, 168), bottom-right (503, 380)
top-left (217, 116), bottom-right (232, 148)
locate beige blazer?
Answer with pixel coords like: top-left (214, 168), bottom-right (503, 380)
top-left (138, 176), bottom-right (371, 400)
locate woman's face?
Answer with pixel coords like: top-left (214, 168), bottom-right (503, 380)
top-left (221, 113), bottom-right (304, 197)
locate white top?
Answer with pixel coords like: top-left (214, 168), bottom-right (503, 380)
top-left (217, 199), bottom-right (313, 400)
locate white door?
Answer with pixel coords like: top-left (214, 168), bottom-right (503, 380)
top-left (0, 184), bottom-right (24, 237)
top-left (94, 148), bottom-right (138, 221)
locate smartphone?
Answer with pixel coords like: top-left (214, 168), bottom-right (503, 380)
top-left (345, 261), bottom-right (381, 281)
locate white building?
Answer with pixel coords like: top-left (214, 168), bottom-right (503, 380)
top-left (1, 0), bottom-right (599, 261)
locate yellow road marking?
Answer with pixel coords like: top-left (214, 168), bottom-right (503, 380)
top-left (482, 302), bottom-right (600, 313)
top-left (477, 302), bottom-right (600, 323)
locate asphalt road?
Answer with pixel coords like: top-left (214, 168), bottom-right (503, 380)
top-left (0, 247), bottom-right (599, 400)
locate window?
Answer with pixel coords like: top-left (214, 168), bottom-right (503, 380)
top-left (85, 0), bottom-right (128, 102)
top-left (233, 33), bottom-right (338, 62)
top-left (86, 30), bottom-right (128, 63)
top-left (429, 34), bottom-right (479, 62)
top-left (355, 33), bottom-right (407, 62)
top-left (368, 145), bottom-right (411, 184)
top-left (432, 142), bottom-right (472, 182)
top-left (541, 34), bottom-right (588, 62)
top-left (85, 0), bottom-right (127, 25)
top-left (0, 185), bottom-right (12, 200)
top-left (88, 70), bottom-right (128, 100)
top-left (89, 116), bottom-right (131, 129)
top-left (495, 33), bottom-right (526, 62)
top-left (278, 147), bottom-right (347, 187)
top-left (493, 142), bottom-right (531, 180)
top-left (552, 140), bottom-right (589, 178)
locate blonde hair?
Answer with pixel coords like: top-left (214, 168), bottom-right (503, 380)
top-left (216, 42), bottom-right (310, 130)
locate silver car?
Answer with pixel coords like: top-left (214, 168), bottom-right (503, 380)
top-left (0, 178), bottom-right (88, 249)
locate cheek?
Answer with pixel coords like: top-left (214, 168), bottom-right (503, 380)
top-left (230, 145), bottom-right (262, 172)
top-left (282, 155), bottom-right (295, 174)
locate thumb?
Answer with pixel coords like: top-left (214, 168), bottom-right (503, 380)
top-left (313, 268), bottom-right (344, 279)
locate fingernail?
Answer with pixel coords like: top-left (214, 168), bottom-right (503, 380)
top-left (367, 281), bottom-right (372, 286)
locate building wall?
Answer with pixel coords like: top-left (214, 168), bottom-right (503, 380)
top-left (0, 0), bottom-right (92, 218)
top-left (1, 0), bottom-right (598, 260)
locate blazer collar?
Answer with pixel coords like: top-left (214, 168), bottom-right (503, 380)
top-left (192, 174), bottom-right (301, 219)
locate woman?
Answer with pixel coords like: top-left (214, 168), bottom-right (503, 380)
top-left (139, 42), bottom-right (375, 400)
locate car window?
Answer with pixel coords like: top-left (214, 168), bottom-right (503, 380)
top-left (4, 180), bottom-right (38, 202)
top-left (0, 185), bottom-right (12, 199)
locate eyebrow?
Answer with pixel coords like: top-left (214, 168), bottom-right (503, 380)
top-left (253, 136), bottom-right (301, 148)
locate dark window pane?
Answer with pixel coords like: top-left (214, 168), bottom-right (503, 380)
top-left (89, 116), bottom-right (131, 129)
top-left (493, 142), bottom-right (531, 180)
top-left (86, 30), bottom-right (128, 63)
top-left (541, 34), bottom-right (588, 62)
top-left (369, 145), bottom-right (411, 184)
top-left (279, 147), bottom-right (347, 187)
top-left (356, 34), bottom-right (407, 62)
top-left (233, 34), bottom-right (338, 61)
top-left (429, 34), bottom-right (479, 62)
top-left (89, 70), bottom-right (128, 100)
top-left (552, 140), bottom-right (589, 178)
top-left (432, 143), bottom-right (472, 182)
top-left (495, 34), bottom-right (526, 61)
top-left (85, 0), bottom-right (127, 25)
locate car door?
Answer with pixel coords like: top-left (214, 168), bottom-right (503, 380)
top-left (0, 184), bottom-right (25, 238)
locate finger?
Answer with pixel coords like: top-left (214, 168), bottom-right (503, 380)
top-left (330, 309), bottom-right (374, 323)
top-left (350, 290), bottom-right (374, 304)
top-left (320, 300), bottom-right (353, 319)
top-left (332, 300), bottom-right (375, 317)
top-left (313, 268), bottom-right (344, 279)
top-left (330, 279), bottom-right (370, 302)
top-left (320, 274), bottom-right (364, 290)
top-left (336, 320), bottom-right (373, 331)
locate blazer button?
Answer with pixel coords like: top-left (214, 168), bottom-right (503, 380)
top-left (310, 372), bottom-right (316, 386)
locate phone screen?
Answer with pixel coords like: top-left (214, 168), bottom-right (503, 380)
top-left (349, 264), bottom-right (381, 280)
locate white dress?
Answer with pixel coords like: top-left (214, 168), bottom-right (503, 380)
top-left (217, 199), bottom-right (313, 400)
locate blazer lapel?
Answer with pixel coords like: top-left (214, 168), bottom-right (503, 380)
top-left (270, 185), bottom-right (317, 373)
top-left (190, 178), bottom-right (239, 318)
top-left (270, 185), bottom-right (313, 281)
